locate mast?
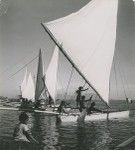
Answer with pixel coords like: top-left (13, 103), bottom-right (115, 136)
top-left (19, 86), bottom-right (22, 98)
top-left (41, 23), bottom-right (110, 108)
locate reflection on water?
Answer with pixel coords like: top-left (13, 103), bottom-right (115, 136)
top-left (0, 108), bottom-right (135, 150)
top-left (29, 113), bottom-right (59, 150)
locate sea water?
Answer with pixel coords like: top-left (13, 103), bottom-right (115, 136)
top-left (0, 100), bottom-right (135, 150)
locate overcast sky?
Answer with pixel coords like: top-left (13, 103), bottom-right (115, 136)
top-left (1, 0), bottom-right (135, 100)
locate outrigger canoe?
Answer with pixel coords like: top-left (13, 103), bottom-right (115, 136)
top-left (57, 110), bottom-right (129, 123)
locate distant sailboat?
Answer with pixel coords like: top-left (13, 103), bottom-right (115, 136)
top-left (20, 49), bottom-right (45, 110)
top-left (21, 68), bottom-right (35, 101)
top-left (20, 47), bottom-right (59, 110)
top-left (42, 0), bottom-right (130, 122)
top-left (34, 47), bottom-right (59, 109)
top-left (20, 71), bottom-right (35, 109)
top-left (22, 72), bottom-right (35, 101)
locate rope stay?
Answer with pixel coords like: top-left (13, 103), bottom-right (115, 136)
top-left (57, 54), bottom-right (68, 100)
top-left (9, 55), bottom-right (38, 80)
top-left (113, 59), bottom-right (119, 98)
top-left (0, 49), bottom-right (41, 77)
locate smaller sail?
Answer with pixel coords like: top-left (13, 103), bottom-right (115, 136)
top-left (23, 72), bottom-right (35, 101)
top-left (21, 68), bottom-right (28, 98)
top-left (45, 46), bottom-right (59, 102)
top-left (35, 49), bottom-right (45, 101)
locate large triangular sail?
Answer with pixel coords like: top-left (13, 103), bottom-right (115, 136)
top-left (21, 67), bottom-right (28, 98)
top-left (45, 46), bottom-right (59, 103)
top-left (23, 72), bottom-right (35, 101)
top-left (42, 0), bottom-right (119, 104)
top-left (35, 49), bottom-right (45, 101)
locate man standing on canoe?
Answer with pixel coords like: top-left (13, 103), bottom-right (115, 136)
top-left (79, 95), bottom-right (85, 112)
top-left (76, 86), bottom-right (88, 107)
top-left (79, 95), bottom-right (93, 112)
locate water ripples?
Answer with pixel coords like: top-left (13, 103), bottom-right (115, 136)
top-left (0, 110), bottom-right (135, 150)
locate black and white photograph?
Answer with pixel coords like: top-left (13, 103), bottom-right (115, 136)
top-left (1, 0), bottom-right (135, 149)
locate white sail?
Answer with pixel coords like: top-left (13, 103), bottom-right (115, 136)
top-left (43, 0), bottom-right (118, 103)
top-left (45, 46), bottom-right (59, 102)
top-left (23, 72), bottom-right (35, 101)
top-left (21, 68), bottom-right (28, 98)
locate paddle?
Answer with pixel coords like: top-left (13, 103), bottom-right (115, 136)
top-left (114, 136), bottom-right (135, 150)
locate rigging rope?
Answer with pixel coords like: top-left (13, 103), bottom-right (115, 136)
top-left (117, 55), bottom-right (130, 98)
top-left (82, 81), bottom-right (87, 87)
top-left (0, 50), bottom-right (39, 76)
top-left (113, 59), bottom-right (119, 98)
top-left (57, 56), bottom-right (66, 100)
top-left (64, 65), bottom-right (74, 100)
top-left (9, 55), bottom-right (38, 79)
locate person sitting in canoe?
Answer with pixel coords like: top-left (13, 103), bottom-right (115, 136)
top-left (48, 95), bottom-right (53, 107)
top-left (57, 101), bottom-right (66, 113)
top-left (76, 86), bottom-right (88, 107)
top-left (87, 102), bottom-right (103, 115)
top-left (13, 112), bottom-right (39, 145)
top-left (57, 101), bottom-right (71, 114)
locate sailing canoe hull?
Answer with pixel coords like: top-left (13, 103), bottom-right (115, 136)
top-left (59, 110), bottom-right (129, 123)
